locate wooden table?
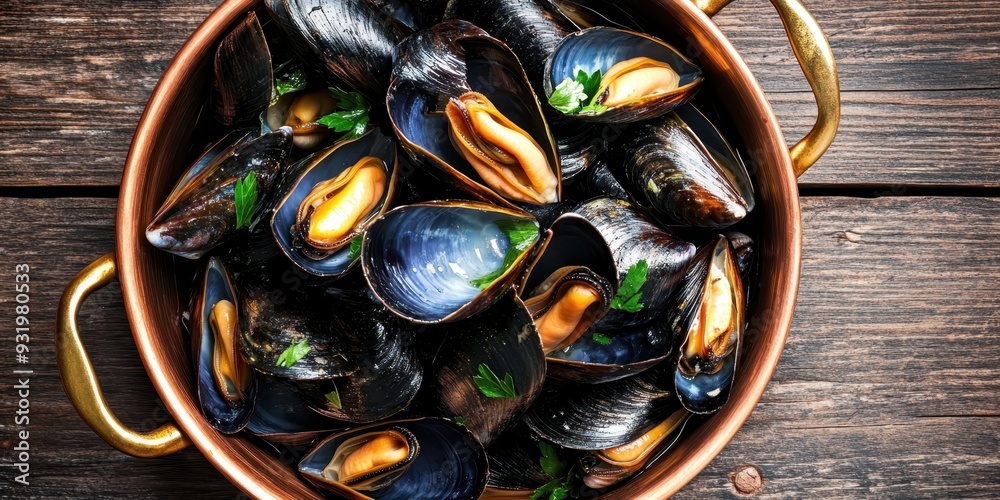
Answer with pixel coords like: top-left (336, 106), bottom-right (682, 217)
top-left (2, 0), bottom-right (997, 497)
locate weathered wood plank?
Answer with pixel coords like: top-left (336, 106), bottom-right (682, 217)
top-left (1, 0), bottom-right (998, 188)
top-left (0, 0), bottom-right (220, 188)
top-left (714, 0), bottom-right (1000, 93)
top-left (1, 196), bottom-right (998, 497)
top-left (678, 196), bottom-right (1000, 498)
top-left (0, 197), bottom-right (239, 497)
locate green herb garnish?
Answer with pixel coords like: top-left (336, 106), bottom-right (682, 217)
top-left (234, 172), bottom-right (258, 230)
top-left (317, 87), bottom-right (370, 139)
top-left (532, 442), bottom-right (577, 500)
top-left (473, 363), bottom-right (518, 399)
top-left (275, 339), bottom-right (310, 368)
top-left (469, 219), bottom-right (539, 289)
top-left (348, 234), bottom-right (364, 260)
top-left (610, 259), bottom-right (648, 312)
top-left (454, 416), bottom-right (465, 426)
top-left (274, 68), bottom-right (307, 100)
top-left (592, 333), bottom-right (612, 345)
top-left (548, 69), bottom-right (608, 115)
top-left (324, 383), bottom-right (342, 409)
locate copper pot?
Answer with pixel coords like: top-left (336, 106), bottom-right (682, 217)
top-left (56, 0), bottom-right (840, 497)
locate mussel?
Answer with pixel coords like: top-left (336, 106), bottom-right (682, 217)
top-left (266, 0), bottom-right (410, 100)
top-left (146, 127), bottom-right (293, 259)
top-left (214, 12), bottom-right (273, 127)
top-left (265, 89), bottom-right (339, 150)
top-left (362, 201), bottom-right (540, 323)
top-left (272, 129), bottom-right (397, 278)
top-left (544, 27), bottom-right (702, 123)
top-left (190, 257), bottom-right (255, 433)
top-left (387, 20), bottom-right (562, 206)
top-left (671, 235), bottom-right (746, 414)
top-left (299, 417), bottom-right (488, 499)
top-left (573, 198), bottom-right (696, 328)
top-left (547, 317), bottom-right (675, 384)
top-left (609, 104), bottom-right (755, 228)
top-left (245, 373), bottom-right (345, 445)
top-left (422, 293), bottom-right (546, 447)
top-left (579, 408), bottom-right (690, 488)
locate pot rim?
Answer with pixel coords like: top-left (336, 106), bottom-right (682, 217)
top-left (115, 0), bottom-right (802, 498)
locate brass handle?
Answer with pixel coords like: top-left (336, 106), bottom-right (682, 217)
top-left (56, 253), bottom-right (191, 457)
top-left (695, 0), bottom-right (841, 177)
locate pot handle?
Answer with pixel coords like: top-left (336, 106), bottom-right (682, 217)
top-left (57, 253), bottom-right (191, 458)
top-left (694, 0), bottom-right (841, 177)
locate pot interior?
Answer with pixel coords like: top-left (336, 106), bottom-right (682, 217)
top-left (116, 1), bottom-right (801, 498)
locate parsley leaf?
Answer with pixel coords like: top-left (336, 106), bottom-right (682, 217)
top-left (548, 69), bottom-right (607, 115)
top-left (234, 173), bottom-right (258, 230)
top-left (348, 234), bottom-right (364, 260)
top-left (324, 383), bottom-right (342, 409)
top-left (317, 87), bottom-right (370, 139)
top-left (454, 416), bottom-right (465, 426)
top-left (611, 260), bottom-right (648, 312)
top-left (472, 363), bottom-right (518, 399)
top-left (275, 339), bottom-right (310, 368)
top-left (531, 479), bottom-right (562, 500)
top-left (548, 78), bottom-right (589, 114)
top-left (592, 333), bottom-right (612, 345)
top-left (274, 68), bottom-right (307, 99)
top-left (539, 441), bottom-right (568, 478)
top-left (470, 218), bottom-right (539, 289)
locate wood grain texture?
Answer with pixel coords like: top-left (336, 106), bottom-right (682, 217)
top-left (1, 196), bottom-right (997, 497)
top-left (1, 0), bottom-right (998, 188)
top-left (0, 198), bottom-right (239, 498)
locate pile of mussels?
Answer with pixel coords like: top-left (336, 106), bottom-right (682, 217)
top-left (145, 0), bottom-right (757, 498)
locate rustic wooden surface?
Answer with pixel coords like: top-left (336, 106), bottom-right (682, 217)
top-left (0, 0), bottom-right (997, 498)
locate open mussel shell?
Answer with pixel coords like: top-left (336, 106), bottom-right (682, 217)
top-left (146, 127), bottom-right (293, 259)
top-left (671, 235), bottom-right (746, 414)
top-left (362, 201), bottom-right (540, 323)
top-left (519, 213), bottom-right (618, 352)
top-left (525, 366), bottom-right (682, 450)
top-left (544, 27), bottom-right (703, 123)
top-left (214, 12), bottom-right (272, 127)
top-left (579, 408), bottom-right (690, 489)
top-left (422, 293), bottom-right (546, 447)
top-left (294, 291), bottom-right (423, 423)
top-left (387, 20), bottom-right (562, 207)
top-left (245, 373), bottom-right (346, 445)
top-left (271, 129), bottom-right (398, 278)
top-left (191, 257), bottom-right (256, 434)
top-left (299, 417), bottom-right (488, 500)
top-left (547, 316), bottom-right (674, 384)
top-left (610, 104), bottom-right (755, 228)
top-left (237, 271), bottom-right (357, 381)
top-left (574, 198), bottom-right (696, 328)
top-left (266, 0), bottom-right (409, 100)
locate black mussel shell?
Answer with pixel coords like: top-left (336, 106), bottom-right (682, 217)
top-left (237, 271), bottom-right (357, 381)
top-left (146, 127), bottom-right (293, 260)
top-left (547, 316), bottom-right (674, 384)
top-left (524, 366), bottom-right (681, 450)
top-left (569, 156), bottom-right (629, 201)
top-left (387, 20), bottom-right (562, 207)
top-left (271, 129), bottom-right (398, 279)
top-left (544, 27), bottom-right (703, 123)
top-left (362, 201), bottom-right (540, 323)
top-left (422, 293), bottom-right (547, 447)
top-left (609, 104), bottom-right (755, 228)
top-left (266, 0), bottom-right (409, 100)
top-left (245, 372), bottom-right (346, 445)
top-left (573, 198), bottom-right (696, 328)
top-left (671, 235), bottom-right (746, 414)
top-left (191, 257), bottom-right (256, 434)
top-left (483, 424), bottom-right (553, 493)
top-left (519, 213), bottom-right (617, 297)
top-left (214, 12), bottom-right (272, 127)
top-left (578, 408), bottom-right (691, 489)
top-left (294, 291), bottom-right (423, 423)
top-left (299, 417), bottom-right (488, 499)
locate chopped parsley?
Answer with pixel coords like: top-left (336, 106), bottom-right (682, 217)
top-left (610, 260), bottom-right (648, 312)
top-left (548, 69), bottom-right (608, 115)
top-left (275, 339), bottom-right (310, 368)
top-left (472, 363), bottom-right (518, 399)
top-left (470, 218), bottom-right (539, 289)
top-left (233, 172), bottom-right (258, 230)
